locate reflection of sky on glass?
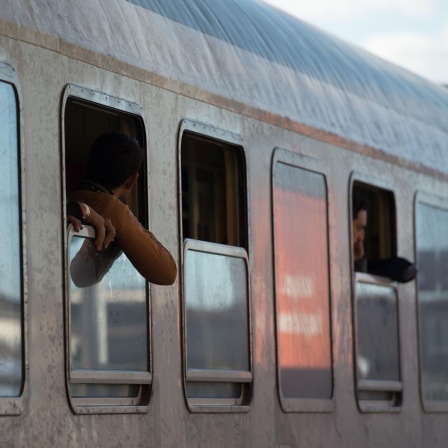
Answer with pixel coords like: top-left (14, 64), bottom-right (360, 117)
top-left (69, 236), bottom-right (147, 371)
top-left (355, 282), bottom-right (399, 382)
top-left (70, 237), bottom-right (145, 291)
top-left (185, 250), bottom-right (246, 310)
top-left (0, 81), bottom-right (22, 397)
top-left (417, 203), bottom-right (448, 251)
top-left (0, 82), bottom-right (20, 302)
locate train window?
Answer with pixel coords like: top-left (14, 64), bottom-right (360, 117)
top-left (62, 86), bottom-right (150, 413)
top-left (416, 198), bottom-right (448, 411)
top-left (351, 182), bottom-right (402, 411)
top-left (179, 122), bottom-right (251, 411)
top-left (0, 78), bottom-right (25, 414)
top-left (272, 151), bottom-right (333, 413)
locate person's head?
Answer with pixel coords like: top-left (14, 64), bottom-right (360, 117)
top-left (352, 190), bottom-right (369, 261)
top-left (87, 131), bottom-right (143, 197)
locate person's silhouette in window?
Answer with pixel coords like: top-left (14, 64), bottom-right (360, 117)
top-left (352, 190), bottom-right (417, 283)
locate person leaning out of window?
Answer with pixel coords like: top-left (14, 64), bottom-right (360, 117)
top-left (352, 191), bottom-right (417, 283)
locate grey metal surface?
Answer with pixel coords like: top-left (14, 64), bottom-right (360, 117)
top-left (0, 0), bottom-right (447, 446)
top-left (1, 0), bottom-right (448, 175)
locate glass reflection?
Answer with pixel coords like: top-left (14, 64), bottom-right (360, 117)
top-left (186, 382), bottom-right (242, 399)
top-left (185, 249), bottom-right (249, 374)
top-left (355, 282), bottom-right (400, 382)
top-left (69, 383), bottom-right (140, 398)
top-left (273, 162), bottom-right (332, 400)
top-left (0, 81), bottom-right (22, 397)
top-left (69, 236), bottom-right (147, 373)
top-left (416, 203), bottom-right (448, 401)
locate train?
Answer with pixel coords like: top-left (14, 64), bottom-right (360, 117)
top-left (1, 0), bottom-right (448, 446)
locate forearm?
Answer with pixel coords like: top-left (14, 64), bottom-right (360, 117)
top-left (117, 221), bottom-right (177, 285)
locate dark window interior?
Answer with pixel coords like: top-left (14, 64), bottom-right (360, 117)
top-left (181, 132), bottom-right (247, 248)
top-left (65, 98), bottom-right (147, 224)
top-left (352, 182), bottom-right (396, 261)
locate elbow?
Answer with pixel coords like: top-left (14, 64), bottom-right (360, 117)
top-left (147, 260), bottom-right (177, 285)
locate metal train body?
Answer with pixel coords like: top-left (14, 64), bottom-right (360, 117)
top-left (1, 0), bottom-right (448, 446)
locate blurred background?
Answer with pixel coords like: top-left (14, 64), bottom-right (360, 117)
top-left (262, 0), bottom-right (448, 86)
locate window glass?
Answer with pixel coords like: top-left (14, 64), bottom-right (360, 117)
top-left (186, 382), bottom-right (242, 399)
top-left (69, 235), bottom-right (147, 374)
top-left (68, 230), bottom-right (149, 402)
top-left (416, 202), bottom-right (448, 402)
top-left (0, 81), bottom-right (22, 397)
top-left (69, 384), bottom-right (141, 399)
top-left (185, 249), bottom-right (249, 372)
top-left (355, 282), bottom-right (400, 382)
top-left (183, 244), bottom-right (250, 401)
top-left (273, 162), bottom-right (332, 401)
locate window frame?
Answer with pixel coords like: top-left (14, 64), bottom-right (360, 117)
top-left (414, 190), bottom-right (448, 413)
top-left (183, 239), bottom-right (252, 409)
top-left (349, 172), bottom-right (402, 413)
top-left (61, 84), bottom-right (151, 414)
top-left (271, 147), bottom-right (334, 413)
top-left (0, 62), bottom-right (27, 416)
top-left (178, 119), bottom-right (252, 413)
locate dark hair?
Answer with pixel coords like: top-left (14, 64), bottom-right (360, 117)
top-left (87, 131), bottom-right (143, 189)
top-left (352, 189), bottom-right (369, 219)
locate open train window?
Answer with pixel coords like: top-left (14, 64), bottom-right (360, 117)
top-left (415, 194), bottom-right (448, 412)
top-left (350, 181), bottom-right (402, 412)
top-left (179, 120), bottom-right (251, 412)
top-left (352, 184), bottom-right (396, 269)
top-left (0, 72), bottom-right (26, 415)
top-left (62, 85), bottom-right (150, 413)
top-left (272, 149), bottom-right (333, 413)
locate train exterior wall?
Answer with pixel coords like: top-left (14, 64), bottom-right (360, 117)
top-left (0, 1), bottom-right (447, 447)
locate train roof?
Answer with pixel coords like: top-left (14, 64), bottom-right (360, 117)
top-left (2, 0), bottom-right (448, 175)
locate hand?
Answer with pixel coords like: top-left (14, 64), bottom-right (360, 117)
top-left (85, 208), bottom-right (116, 251)
top-left (67, 215), bottom-right (82, 232)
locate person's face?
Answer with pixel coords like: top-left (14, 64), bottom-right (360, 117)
top-left (353, 209), bottom-right (367, 261)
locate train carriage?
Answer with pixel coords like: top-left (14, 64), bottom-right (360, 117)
top-left (1, 0), bottom-right (448, 446)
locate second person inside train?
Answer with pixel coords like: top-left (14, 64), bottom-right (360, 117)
top-left (68, 131), bottom-right (177, 285)
top-left (352, 189), bottom-right (417, 283)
